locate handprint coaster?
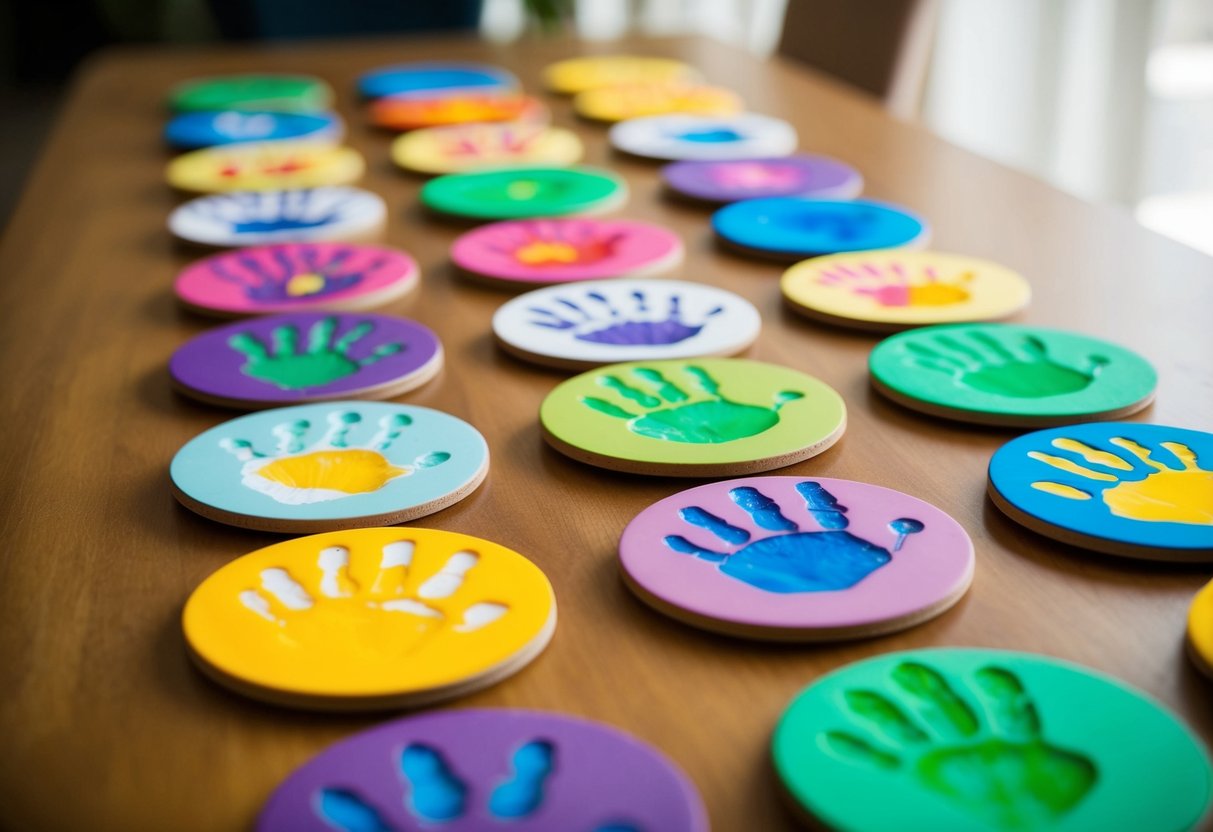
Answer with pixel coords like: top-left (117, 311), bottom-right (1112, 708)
top-left (168, 74), bottom-right (334, 113)
top-left (493, 279), bottom-right (760, 370)
top-left (164, 111), bottom-right (343, 150)
top-left (166, 141), bottom-right (364, 194)
top-left (256, 709), bottom-right (707, 830)
top-left (609, 113), bottom-right (798, 161)
top-left (169, 188), bottom-right (387, 249)
top-left (171, 402), bottom-right (488, 532)
top-left (170, 313), bottom-right (442, 408)
top-left (451, 218), bottom-right (682, 288)
top-left (772, 649), bottom-right (1212, 832)
top-left (370, 90), bottom-right (547, 132)
top-left (1188, 579), bottom-right (1213, 678)
top-left (573, 82), bottom-right (742, 123)
top-left (870, 324), bottom-right (1157, 427)
top-left (544, 55), bottom-right (699, 94)
top-left (620, 477), bottom-right (973, 640)
top-left (988, 423), bottom-right (1213, 560)
top-left (713, 198), bottom-right (929, 261)
top-left (391, 123), bottom-right (583, 176)
top-left (662, 155), bottom-right (863, 205)
top-left (540, 359), bottom-right (846, 476)
top-left (174, 243), bottom-right (419, 318)
top-left (183, 529), bottom-right (555, 710)
top-left (782, 251), bottom-right (1031, 332)
top-left (422, 167), bottom-right (628, 221)
top-left (358, 63), bottom-right (518, 100)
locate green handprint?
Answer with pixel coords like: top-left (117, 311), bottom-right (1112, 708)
top-left (229, 317), bottom-right (404, 390)
top-left (580, 365), bottom-right (803, 444)
top-left (821, 661), bottom-right (1097, 830)
top-left (904, 331), bottom-right (1106, 398)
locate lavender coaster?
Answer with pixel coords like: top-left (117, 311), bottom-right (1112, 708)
top-left (662, 155), bottom-right (862, 204)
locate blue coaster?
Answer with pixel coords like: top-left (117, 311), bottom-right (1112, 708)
top-left (712, 198), bottom-right (928, 260)
top-left (164, 111), bottom-right (343, 150)
top-left (357, 62), bottom-right (517, 99)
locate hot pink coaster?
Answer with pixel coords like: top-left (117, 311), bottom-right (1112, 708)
top-left (450, 218), bottom-right (683, 287)
top-left (619, 476), bottom-right (974, 641)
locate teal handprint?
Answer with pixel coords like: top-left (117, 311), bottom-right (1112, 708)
top-left (229, 317), bottom-right (404, 390)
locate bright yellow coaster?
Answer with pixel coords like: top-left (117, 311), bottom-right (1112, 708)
top-left (166, 141), bottom-right (365, 193)
top-left (1189, 579), bottom-right (1213, 678)
top-left (574, 82), bottom-right (742, 122)
top-left (781, 250), bottom-right (1031, 332)
top-left (544, 55), bottom-right (699, 94)
top-left (391, 123), bottom-right (584, 175)
top-left (183, 527), bottom-right (556, 709)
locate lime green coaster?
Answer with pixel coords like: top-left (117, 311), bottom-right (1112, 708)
top-left (773, 649), bottom-right (1211, 832)
top-left (168, 75), bottom-right (334, 113)
top-left (422, 166), bottom-right (628, 220)
top-left (539, 358), bottom-right (846, 476)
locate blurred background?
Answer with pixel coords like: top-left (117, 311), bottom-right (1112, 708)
top-left (2, 0), bottom-right (1211, 254)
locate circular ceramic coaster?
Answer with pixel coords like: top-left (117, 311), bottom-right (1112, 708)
top-left (773, 648), bottom-right (1212, 832)
top-left (544, 55), bottom-right (699, 94)
top-left (358, 62), bottom-right (517, 99)
top-left (987, 422), bottom-right (1213, 561)
top-left (450, 218), bottom-right (682, 288)
top-left (168, 74), bottom-right (333, 113)
top-left (183, 529), bottom-right (555, 710)
top-left (574, 82), bottom-right (742, 123)
top-left (620, 477), bottom-right (973, 641)
top-left (174, 243), bottom-right (419, 318)
top-left (713, 197), bottom-right (929, 261)
top-left (170, 401), bottom-right (488, 532)
top-left (370, 90), bottom-right (547, 131)
top-left (168, 188), bottom-right (387, 249)
top-left (493, 279), bottom-right (760, 370)
top-left (421, 167), bottom-right (628, 221)
top-left (869, 324), bottom-right (1157, 427)
top-left (256, 708), bottom-right (708, 830)
top-left (164, 110), bottom-right (343, 150)
top-left (540, 358), bottom-right (846, 477)
top-left (1189, 579), bottom-right (1213, 678)
top-left (391, 123), bottom-right (583, 175)
top-left (166, 141), bottom-right (364, 194)
top-left (662, 155), bottom-right (863, 204)
top-left (170, 313), bottom-right (442, 408)
top-left (782, 251), bottom-right (1031, 332)
top-left (609, 113), bottom-right (798, 161)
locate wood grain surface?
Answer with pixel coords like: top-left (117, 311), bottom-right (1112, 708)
top-left (1, 34), bottom-right (1211, 832)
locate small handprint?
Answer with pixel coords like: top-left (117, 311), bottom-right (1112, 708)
top-left (581, 365), bottom-right (803, 444)
top-left (664, 480), bottom-right (922, 592)
top-left (528, 289), bottom-right (722, 346)
top-left (229, 316), bottom-right (405, 390)
top-left (485, 220), bottom-right (624, 267)
top-left (821, 661), bottom-right (1096, 830)
top-left (209, 244), bottom-right (386, 302)
top-left (192, 190), bottom-right (358, 235)
top-left (791, 208), bottom-right (877, 242)
top-left (221, 409), bottom-right (449, 504)
top-left (672, 128), bottom-right (744, 143)
top-left (817, 260), bottom-right (972, 307)
top-left (708, 161), bottom-right (802, 191)
top-left (439, 124), bottom-right (545, 159)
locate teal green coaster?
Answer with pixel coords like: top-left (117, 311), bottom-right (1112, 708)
top-left (868, 323), bottom-right (1157, 426)
top-left (773, 649), bottom-right (1211, 831)
top-left (168, 75), bottom-right (334, 113)
top-left (421, 167), bottom-right (628, 220)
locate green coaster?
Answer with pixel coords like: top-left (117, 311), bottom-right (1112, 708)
top-left (421, 166), bottom-right (628, 220)
top-left (868, 323), bottom-right (1157, 427)
top-left (168, 75), bottom-right (334, 113)
top-left (773, 649), bottom-right (1211, 832)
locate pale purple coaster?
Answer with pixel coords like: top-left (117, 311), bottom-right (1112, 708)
top-left (662, 155), bottom-right (862, 203)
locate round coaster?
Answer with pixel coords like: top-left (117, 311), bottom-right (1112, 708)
top-left (987, 422), bottom-right (1213, 561)
top-left (358, 62), bottom-right (517, 99)
top-left (662, 155), bottom-right (863, 204)
top-left (421, 167), bottom-right (628, 221)
top-left (544, 55), bottom-right (699, 94)
top-left (166, 141), bottom-right (364, 194)
top-left (174, 242), bottom-right (419, 318)
top-left (869, 324), bottom-right (1157, 427)
top-left (168, 74), bottom-right (333, 113)
top-left (1188, 579), bottom-right (1213, 678)
top-left (773, 648), bottom-right (1212, 832)
top-left (782, 251), bottom-right (1031, 332)
top-left (168, 188), bottom-right (387, 249)
top-left (256, 708), bottom-right (708, 830)
top-left (183, 529), bottom-right (555, 710)
top-left (170, 402), bottom-right (488, 532)
top-left (450, 218), bottom-right (682, 287)
top-left (540, 358), bottom-right (846, 477)
top-left (391, 123), bottom-right (583, 175)
top-left (574, 82), bottom-right (742, 123)
top-left (170, 313), bottom-right (442, 408)
top-left (609, 113), bottom-right (797, 161)
top-left (713, 197), bottom-right (929, 261)
top-left (370, 90), bottom-right (547, 131)
top-left (620, 477), bottom-right (973, 641)
top-left (164, 111), bottom-right (343, 150)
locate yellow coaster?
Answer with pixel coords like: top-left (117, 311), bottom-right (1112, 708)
top-left (781, 251), bottom-right (1031, 332)
top-left (544, 55), bottom-right (699, 94)
top-left (1189, 579), bottom-right (1213, 678)
top-left (166, 141), bottom-right (365, 194)
top-left (391, 123), bottom-right (584, 175)
top-left (574, 82), bottom-right (742, 123)
top-left (183, 528), bottom-right (556, 710)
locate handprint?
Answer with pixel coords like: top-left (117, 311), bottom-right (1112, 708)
top-left (209, 244), bottom-right (386, 302)
top-left (672, 128), bottom-right (744, 143)
top-left (229, 316), bottom-right (405, 390)
top-left (188, 189), bottom-right (361, 235)
top-left (484, 220), bottom-right (624, 267)
top-left (817, 260), bottom-right (972, 307)
top-left (708, 161), bottom-right (803, 190)
top-left (528, 289), bottom-right (722, 346)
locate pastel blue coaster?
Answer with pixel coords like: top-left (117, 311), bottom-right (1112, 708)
top-left (357, 62), bottom-right (517, 99)
top-left (712, 198), bottom-right (928, 259)
top-left (164, 111), bottom-right (343, 149)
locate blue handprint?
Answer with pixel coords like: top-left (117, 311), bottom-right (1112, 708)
top-left (192, 190), bottom-right (353, 234)
top-left (664, 481), bottom-right (924, 593)
top-left (529, 289), bottom-right (723, 347)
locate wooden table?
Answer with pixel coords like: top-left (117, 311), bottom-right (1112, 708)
top-left (2, 33), bottom-right (1211, 832)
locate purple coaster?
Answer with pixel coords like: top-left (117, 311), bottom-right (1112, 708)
top-left (256, 708), bottom-right (708, 831)
top-left (170, 312), bottom-right (442, 406)
top-left (662, 155), bottom-right (862, 204)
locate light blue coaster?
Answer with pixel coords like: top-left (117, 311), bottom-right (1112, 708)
top-left (712, 198), bottom-right (928, 260)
